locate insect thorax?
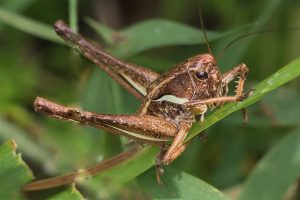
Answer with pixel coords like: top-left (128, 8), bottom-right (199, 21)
top-left (138, 100), bottom-right (194, 127)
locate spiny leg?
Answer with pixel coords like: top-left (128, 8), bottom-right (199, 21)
top-left (221, 63), bottom-right (249, 95)
top-left (54, 20), bottom-right (159, 99)
top-left (184, 63), bottom-right (250, 107)
top-left (222, 63), bottom-right (250, 123)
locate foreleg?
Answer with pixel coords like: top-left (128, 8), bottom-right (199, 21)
top-left (185, 64), bottom-right (251, 107)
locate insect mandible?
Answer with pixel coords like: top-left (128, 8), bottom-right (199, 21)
top-left (32, 20), bottom-right (250, 185)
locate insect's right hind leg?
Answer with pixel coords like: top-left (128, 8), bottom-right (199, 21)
top-left (34, 97), bottom-right (178, 145)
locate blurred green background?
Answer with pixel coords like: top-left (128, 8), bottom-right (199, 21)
top-left (0, 0), bottom-right (300, 199)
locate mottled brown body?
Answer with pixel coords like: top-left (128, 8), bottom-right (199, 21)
top-left (139, 54), bottom-right (223, 127)
top-left (25, 20), bottom-right (250, 190)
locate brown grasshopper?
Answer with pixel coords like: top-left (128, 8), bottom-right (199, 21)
top-left (28, 20), bottom-right (250, 187)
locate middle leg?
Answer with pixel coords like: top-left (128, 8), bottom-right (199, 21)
top-left (162, 122), bottom-right (192, 165)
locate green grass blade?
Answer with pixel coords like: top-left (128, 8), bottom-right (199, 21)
top-left (0, 0), bottom-right (35, 31)
top-left (0, 140), bottom-right (34, 199)
top-left (85, 17), bottom-right (115, 45)
top-left (239, 128), bottom-right (300, 200)
top-left (138, 167), bottom-right (231, 200)
top-left (0, 8), bottom-right (62, 43)
top-left (68, 0), bottom-right (78, 33)
top-left (185, 56), bottom-right (300, 141)
top-left (48, 185), bottom-right (84, 200)
top-left (0, 119), bottom-right (56, 171)
top-left (0, 0), bottom-right (35, 11)
top-left (85, 18), bottom-right (252, 57)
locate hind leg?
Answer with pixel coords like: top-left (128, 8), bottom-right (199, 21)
top-left (34, 97), bottom-right (178, 146)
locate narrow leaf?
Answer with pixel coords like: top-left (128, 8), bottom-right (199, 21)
top-left (0, 8), bottom-right (62, 43)
top-left (86, 18), bottom-right (252, 57)
top-left (0, 119), bottom-right (56, 171)
top-left (138, 167), bottom-right (231, 200)
top-left (0, 140), bottom-right (33, 199)
top-left (68, 0), bottom-right (78, 33)
top-left (48, 184), bottom-right (84, 200)
top-left (85, 17), bottom-right (115, 45)
top-left (239, 128), bottom-right (300, 200)
top-left (0, 0), bottom-right (35, 31)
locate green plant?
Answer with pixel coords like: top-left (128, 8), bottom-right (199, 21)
top-left (0, 0), bottom-right (300, 199)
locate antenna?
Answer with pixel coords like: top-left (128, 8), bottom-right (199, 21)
top-left (216, 27), bottom-right (300, 61)
top-left (198, 7), bottom-right (213, 55)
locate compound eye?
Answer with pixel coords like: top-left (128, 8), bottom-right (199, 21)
top-left (195, 69), bottom-right (208, 80)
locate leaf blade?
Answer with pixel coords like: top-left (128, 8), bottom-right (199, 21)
top-left (86, 18), bottom-right (252, 57)
top-left (48, 184), bottom-right (84, 200)
top-left (0, 140), bottom-right (34, 199)
top-left (138, 167), bottom-right (231, 200)
top-left (239, 128), bottom-right (300, 200)
top-left (0, 8), bottom-right (62, 43)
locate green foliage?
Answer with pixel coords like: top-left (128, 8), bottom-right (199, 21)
top-left (0, 0), bottom-right (300, 199)
top-left (138, 167), bottom-right (231, 200)
top-left (47, 185), bottom-right (84, 200)
top-left (0, 7), bottom-right (62, 43)
top-left (0, 140), bottom-right (33, 199)
top-left (239, 128), bottom-right (300, 200)
top-left (86, 18), bottom-right (251, 57)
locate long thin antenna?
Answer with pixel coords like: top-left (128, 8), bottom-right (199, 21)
top-left (216, 27), bottom-right (300, 61)
top-left (198, 7), bottom-right (213, 55)
top-left (216, 30), bottom-right (274, 61)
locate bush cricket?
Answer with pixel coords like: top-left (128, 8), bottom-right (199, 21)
top-left (23, 19), bottom-right (250, 190)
